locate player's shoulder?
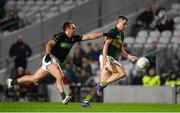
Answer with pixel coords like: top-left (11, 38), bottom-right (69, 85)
top-left (108, 27), bottom-right (116, 33)
top-left (53, 32), bottom-right (66, 39)
top-left (72, 34), bottom-right (82, 42)
top-left (72, 34), bottom-right (81, 38)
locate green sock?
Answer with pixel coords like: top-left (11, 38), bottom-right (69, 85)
top-left (100, 81), bottom-right (108, 87)
top-left (83, 95), bottom-right (93, 103)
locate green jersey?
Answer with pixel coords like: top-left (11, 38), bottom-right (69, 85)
top-left (51, 32), bottom-right (82, 63)
top-left (106, 27), bottom-right (124, 60)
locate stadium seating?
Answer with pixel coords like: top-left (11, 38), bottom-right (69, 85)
top-left (137, 30), bottom-right (148, 38)
top-left (173, 30), bottom-right (180, 37)
top-left (171, 4), bottom-right (180, 15)
top-left (124, 36), bottom-right (135, 48)
top-left (174, 16), bottom-right (180, 24)
top-left (5, 0), bottom-right (90, 26)
top-left (161, 30), bottom-right (172, 38)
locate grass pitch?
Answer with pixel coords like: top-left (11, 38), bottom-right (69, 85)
top-left (0, 102), bottom-right (180, 112)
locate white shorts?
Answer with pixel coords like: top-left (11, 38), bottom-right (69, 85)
top-left (41, 54), bottom-right (61, 71)
top-left (99, 55), bottom-right (122, 72)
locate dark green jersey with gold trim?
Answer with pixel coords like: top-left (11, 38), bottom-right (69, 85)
top-left (51, 32), bottom-right (82, 63)
top-left (106, 27), bottom-right (124, 60)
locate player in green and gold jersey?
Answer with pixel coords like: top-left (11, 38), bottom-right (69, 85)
top-left (81, 16), bottom-right (137, 107)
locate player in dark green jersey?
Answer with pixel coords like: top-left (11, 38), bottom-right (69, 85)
top-left (7, 21), bottom-right (113, 104)
top-left (81, 16), bottom-right (137, 107)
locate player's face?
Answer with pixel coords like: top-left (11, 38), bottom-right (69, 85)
top-left (68, 24), bottom-right (76, 36)
top-left (116, 19), bottom-right (127, 31)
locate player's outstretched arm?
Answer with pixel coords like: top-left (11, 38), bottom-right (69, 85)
top-left (81, 32), bottom-right (114, 41)
top-left (81, 33), bottom-right (103, 41)
top-left (120, 46), bottom-right (137, 62)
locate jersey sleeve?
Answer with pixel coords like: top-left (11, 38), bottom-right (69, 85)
top-left (106, 28), bottom-right (116, 40)
top-left (72, 35), bottom-right (83, 42)
top-left (52, 33), bottom-right (60, 43)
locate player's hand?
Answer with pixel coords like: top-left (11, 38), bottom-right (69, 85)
top-left (103, 33), bottom-right (115, 38)
top-left (45, 54), bottom-right (51, 63)
top-left (127, 55), bottom-right (137, 62)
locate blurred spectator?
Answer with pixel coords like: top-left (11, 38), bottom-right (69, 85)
top-left (72, 42), bottom-right (86, 68)
top-left (150, 7), bottom-right (167, 30)
top-left (130, 5), bottom-right (154, 37)
top-left (91, 43), bottom-right (101, 62)
top-left (63, 61), bottom-right (77, 84)
top-left (90, 60), bottom-right (100, 76)
top-left (155, 15), bottom-right (174, 32)
top-left (152, 3), bottom-right (162, 17)
top-left (131, 70), bottom-right (143, 85)
top-left (0, 0), bottom-right (6, 19)
top-left (75, 57), bottom-right (92, 84)
top-left (9, 35), bottom-right (32, 78)
top-left (0, 10), bottom-right (24, 32)
top-left (142, 67), bottom-right (161, 86)
top-left (81, 57), bottom-right (92, 76)
top-left (165, 71), bottom-right (180, 86)
top-left (145, 41), bottom-right (157, 68)
top-left (86, 42), bottom-right (94, 60)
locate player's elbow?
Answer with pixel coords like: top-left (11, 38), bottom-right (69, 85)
top-left (121, 74), bottom-right (126, 78)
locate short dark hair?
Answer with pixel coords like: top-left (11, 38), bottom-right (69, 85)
top-left (117, 16), bottom-right (128, 21)
top-left (63, 21), bottom-right (73, 31)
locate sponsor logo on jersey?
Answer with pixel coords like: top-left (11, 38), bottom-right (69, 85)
top-left (111, 39), bottom-right (122, 48)
top-left (59, 42), bottom-right (72, 48)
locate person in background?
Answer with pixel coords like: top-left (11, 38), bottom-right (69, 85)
top-left (9, 35), bottom-right (32, 78)
top-left (130, 5), bottom-right (154, 37)
top-left (155, 15), bottom-right (174, 32)
top-left (165, 71), bottom-right (180, 86)
top-left (142, 67), bottom-right (160, 86)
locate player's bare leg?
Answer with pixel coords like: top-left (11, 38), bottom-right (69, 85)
top-left (100, 68), bottom-right (112, 82)
top-left (7, 68), bottom-right (49, 88)
top-left (81, 85), bottom-right (97, 107)
top-left (106, 65), bottom-right (126, 83)
top-left (47, 64), bottom-right (64, 93)
top-left (96, 68), bottom-right (112, 96)
top-left (47, 64), bottom-right (71, 105)
top-left (81, 69), bottom-right (109, 107)
top-left (97, 64), bottom-right (126, 96)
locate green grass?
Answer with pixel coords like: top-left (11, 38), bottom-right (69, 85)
top-left (0, 102), bottom-right (180, 112)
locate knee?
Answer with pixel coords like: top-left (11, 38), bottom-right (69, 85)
top-left (117, 71), bottom-right (126, 78)
top-left (31, 77), bottom-right (39, 84)
top-left (121, 74), bottom-right (126, 78)
top-left (121, 71), bottom-right (126, 78)
top-left (56, 75), bottom-right (63, 82)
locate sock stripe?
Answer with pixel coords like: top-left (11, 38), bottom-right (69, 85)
top-left (83, 95), bottom-right (93, 103)
top-left (100, 81), bottom-right (108, 86)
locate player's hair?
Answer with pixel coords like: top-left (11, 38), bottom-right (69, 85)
top-left (117, 16), bottom-right (128, 21)
top-left (63, 21), bottom-right (73, 31)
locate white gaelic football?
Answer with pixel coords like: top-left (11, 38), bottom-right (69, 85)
top-left (136, 57), bottom-right (149, 69)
